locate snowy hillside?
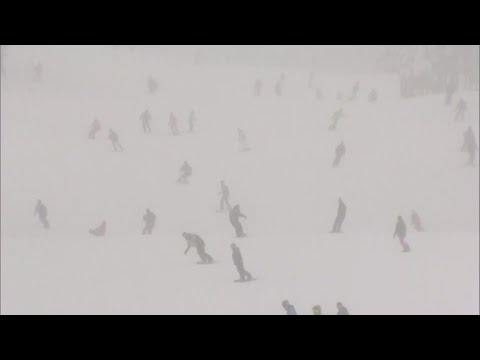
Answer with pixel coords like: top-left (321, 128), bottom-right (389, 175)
top-left (1, 46), bottom-right (478, 315)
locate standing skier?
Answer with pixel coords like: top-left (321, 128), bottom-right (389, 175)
top-left (89, 221), bottom-right (106, 236)
top-left (332, 141), bottom-right (346, 168)
top-left (88, 118), bottom-right (101, 139)
top-left (188, 110), bottom-right (196, 133)
top-left (454, 98), bottom-right (467, 122)
top-left (182, 232), bottom-right (214, 264)
top-left (177, 161), bottom-right (192, 184)
top-left (108, 129), bottom-right (124, 152)
top-left (140, 109), bottom-right (152, 133)
top-left (282, 300), bottom-right (298, 315)
top-left (461, 126), bottom-right (478, 166)
top-left (393, 215), bottom-right (410, 252)
top-left (230, 204), bottom-right (247, 238)
top-left (330, 198), bottom-right (346, 234)
top-left (169, 112), bottom-right (180, 136)
top-left (336, 302), bottom-right (349, 315)
top-left (411, 210), bottom-right (424, 232)
top-left (231, 243), bottom-right (253, 281)
top-left (142, 208), bottom-right (156, 235)
top-left (218, 180), bottom-right (231, 212)
top-left (34, 200), bottom-right (49, 229)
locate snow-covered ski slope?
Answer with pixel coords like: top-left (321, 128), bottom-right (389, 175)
top-left (1, 46), bottom-right (479, 314)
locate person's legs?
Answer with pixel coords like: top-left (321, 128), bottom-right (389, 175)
top-left (236, 265), bottom-right (246, 280)
top-left (400, 236), bottom-right (410, 252)
top-left (40, 216), bottom-right (49, 229)
top-left (331, 217), bottom-right (339, 233)
top-left (337, 216), bottom-right (344, 232)
top-left (112, 141), bottom-right (118, 151)
top-left (117, 142), bottom-right (124, 151)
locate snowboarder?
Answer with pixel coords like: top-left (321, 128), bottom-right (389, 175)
top-left (349, 81), bottom-right (359, 101)
top-left (188, 110), bottom-right (196, 133)
top-left (140, 109), bottom-right (152, 133)
top-left (330, 198), bottom-right (346, 234)
top-left (89, 221), bottom-right (106, 236)
top-left (393, 215), bottom-right (410, 252)
top-left (177, 161), bottom-right (192, 184)
top-left (88, 118), bottom-right (101, 139)
top-left (368, 89), bottom-right (378, 102)
top-left (147, 76), bottom-right (158, 94)
top-left (411, 210), bottom-right (424, 232)
top-left (142, 208), bottom-right (156, 235)
top-left (282, 300), bottom-right (297, 315)
top-left (34, 200), bottom-right (49, 229)
top-left (230, 204), bottom-right (247, 238)
top-left (108, 128), bottom-right (124, 151)
top-left (182, 232), bottom-right (214, 264)
top-left (238, 128), bottom-right (249, 151)
top-left (332, 141), bottom-right (346, 168)
top-left (169, 112), bottom-right (180, 136)
top-left (336, 302), bottom-right (349, 315)
top-left (218, 180), bottom-right (231, 212)
top-left (329, 107), bottom-right (344, 131)
top-left (461, 126), bottom-right (478, 166)
top-left (33, 62), bottom-right (43, 82)
top-left (254, 78), bottom-right (262, 97)
top-left (231, 243), bottom-right (252, 281)
top-left (454, 98), bottom-right (467, 122)
top-left (312, 305), bottom-right (322, 315)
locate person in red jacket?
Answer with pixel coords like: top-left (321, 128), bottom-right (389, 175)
top-left (169, 112), bottom-right (180, 136)
top-left (89, 221), bottom-right (106, 236)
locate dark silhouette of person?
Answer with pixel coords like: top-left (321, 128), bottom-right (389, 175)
top-left (312, 305), bottom-right (322, 315)
top-left (183, 232), bottom-right (214, 263)
top-left (108, 129), bottom-right (124, 152)
top-left (230, 204), bottom-right (247, 238)
top-left (188, 110), bottom-right (196, 133)
top-left (411, 210), bottom-right (424, 232)
top-left (455, 98), bottom-right (467, 122)
top-left (169, 112), bottom-right (180, 136)
top-left (88, 118), bottom-right (101, 139)
top-left (332, 141), bottom-right (346, 168)
top-left (89, 221), bottom-right (106, 236)
top-left (238, 128), bottom-right (248, 151)
top-left (254, 78), bottom-right (262, 97)
top-left (282, 300), bottom-right (297, 315)
top-left (336, 302), bottom-right (349, 315)
top-left (393, 215), bottom-right (410, 252)
top-left (461, 126), bottom-right (478, 165)
top-left (349, 81), bottom-right (359, 100)
top-left (330, 198), bottom-right (346, 233)
top-left (34, 200), bottom-right (49, 229)
top-left (147, 76), bottom-right (158, 94)
top-left (140, 110), bottom-right (152, 133)
top-left (178, 161), bottom-right (192, 183)
top-left (142, 208), bottom-right (156, 235)
top-left (231, 243), bottom-right (252, 281)
top-left (329, 107), bottom-right (344, 131)
top-left (368, 89), bottom-right (378, 102)
top-left (218, 180), bottom-right (231, 212)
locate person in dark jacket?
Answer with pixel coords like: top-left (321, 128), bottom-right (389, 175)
top-left (142, 208), bottom-right (156, 235)
top-left (393, 215), bottom-right (409, 252)
top-left (178, 161), bottom-right (192, 183)
top-left (454, 98), bottom-right (467, 122)
top-left (282, 300), bottom-right (297, 315)
top-left (332, 141), bottom-right (346, 168)
top-left (411, 210), bottom-right (424, 232)
top-left (89, 221), bottom-right (106, 236)
top-left (231, 243), bottom-right (252, 281)
top-left (34, 199), bottom-right (49, 229)
top-left (461, 126), bottom-right (478, 166)
top-left (230, 204), bottom-right (247, 237)
top-left (183, 232), bottom-right (214, 263)
top-left (108, 129), bottom-right (124, 152)
top-left (218, 180), bottom-right (231, 212)
top-left (140, 109), bottom-right (152, 133)
top-left (336, 302), bottom-right (349, 315)
top-left (330, 198), bottom-right (346, 233)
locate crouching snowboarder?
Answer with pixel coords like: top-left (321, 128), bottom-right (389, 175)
top-left (182, 232), bottom-right (214, 264)
top-left (336, 302), bottom-right (349, 315)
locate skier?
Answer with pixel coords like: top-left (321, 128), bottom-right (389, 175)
top-left (332, 141), bottom-right (346, 168)
top-left (238, 128), bottom-right (249, 151)
top-left (282, 300), bottom-right (298, 315)
top-left (312, 305), bottom-right (322, 315)
top-left (454, 98), bottom-right (467, 122)
top-left (33, 62), bottom-right (43, 82)
top-left (34, 200), bottom-right (49, 229)
top-left (393, 215), bottom-right (410, 253)
top-left (231, 243), bottom-right (252, 281)
top-left (89, 221), bottom-right (106, 236)
top-left (147, 76), bottom-right (158, 94)
top-left (349, 81), bottom-right (359, 101)
top-left (188, 110), bottom-right (197, 133)
top-left (368, 89), bottom-right (378, 102)
top-left (461, 126), bottom-right (478, 166)
top-left (142, 208), bottom-right (156, 235)
top-left (140, 109), bottom-right (152, 133)
top-left (169, 112), bottom-right (180, 136)
top-left (329, 107), bottom-right (344, 131)
top-left (182, 232), bottom-right (214, 264)
top-left (411, 210), bottom-right (424, 232)
top-left (88, 118), bottom-right (101, 139)
top-left (336, 302), bottom-right (349, 315)
top-left (218, 180), bottom-right (231, 212)
top-left (108, 128), bottom-right (124, 151)
top-left (230, 204), bottom-right (247, 238)
top-left (177, 161), bottom-right (192, 184)
top-left (254, 78), bottom-right (262, 97)
top-left (330, 198), bottom-right (346, 234)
